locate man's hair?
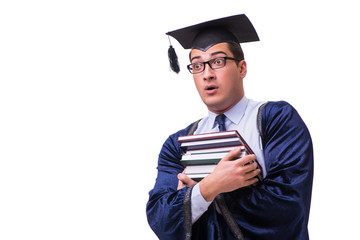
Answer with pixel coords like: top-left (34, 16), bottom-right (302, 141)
top-left (227, 42), bottom-right (244, 62)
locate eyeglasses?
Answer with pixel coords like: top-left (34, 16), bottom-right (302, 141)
top-left (187, 56), bottom-right (241, 74)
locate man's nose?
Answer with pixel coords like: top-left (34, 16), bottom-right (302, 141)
top-left (202, 63), bottom-right (215, 81)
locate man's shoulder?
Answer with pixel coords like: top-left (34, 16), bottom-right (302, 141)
top-left (159, 121), bottom-right (202, 156)
top-left (167, 120), bottom-right (201, 141)
top-left (263, 100), bottom-right (293, 110)
top-left (262, 100), bottom-right (298, 118)
top-left (261, 100), bottom-right (308, 132)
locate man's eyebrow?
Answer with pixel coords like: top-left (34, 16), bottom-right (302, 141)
top-left (211, 51), bottom-right (228, 56)
top-left (190, 51), bottom-right (228, 62)
top-left (190, 56), bottom-right (201, 62)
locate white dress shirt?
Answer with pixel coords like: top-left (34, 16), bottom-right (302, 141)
top-left (190, 96), bottom-right (266, 223)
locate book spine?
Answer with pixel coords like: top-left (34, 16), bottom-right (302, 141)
top-left (177, 130), bottom-right (239, 143)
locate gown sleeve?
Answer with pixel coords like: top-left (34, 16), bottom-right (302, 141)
top-left (146, 125), bottom-right (191, 240)
top-left (223, 101), bottom-right (314, 239)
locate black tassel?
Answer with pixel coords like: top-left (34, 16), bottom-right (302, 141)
top-left (168, 45), bottom-right (180, 73)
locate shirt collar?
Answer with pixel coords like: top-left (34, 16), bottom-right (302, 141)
top-left (208, 96), bottom-right (249, 129)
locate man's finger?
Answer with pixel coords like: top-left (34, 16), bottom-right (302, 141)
top-left (236, 154), bottom-right (257, 166)
top-left (220, 146), bottom-right (244, 162)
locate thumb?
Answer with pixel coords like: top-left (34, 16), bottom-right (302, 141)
top-left (178, 171), bottom-right (197, 187)
top-left (178, 172), bottom-right (189, 182)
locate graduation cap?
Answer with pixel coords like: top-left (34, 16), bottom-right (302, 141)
top-left (166, 14), bottom-right (259, 73)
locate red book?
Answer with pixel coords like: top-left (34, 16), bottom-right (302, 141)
top-left (178, 130), bottom-right (253, 154)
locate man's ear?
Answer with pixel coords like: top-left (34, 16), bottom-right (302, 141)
top-left (238, 60), bottom-right (247, 78)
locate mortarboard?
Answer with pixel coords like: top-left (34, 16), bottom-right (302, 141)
top-left (166, 14), bottom-right (259, 73)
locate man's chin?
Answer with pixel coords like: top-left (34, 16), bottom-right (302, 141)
top-left (205, 103), bottom-right (227, 114)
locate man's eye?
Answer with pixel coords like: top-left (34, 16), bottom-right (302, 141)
top-left (193, 63), bottom-right (203, 69)
top-left (214, 58), bottom-right (225, 65)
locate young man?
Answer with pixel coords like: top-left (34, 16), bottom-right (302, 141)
top-left (146, 14), bottom-right (313, 240)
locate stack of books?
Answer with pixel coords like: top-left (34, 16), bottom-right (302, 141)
top-left (178, 130), bottom-right (260, 181)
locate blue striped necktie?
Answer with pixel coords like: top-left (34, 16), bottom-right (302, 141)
top-left (215, 114), bottom-right (226, 132)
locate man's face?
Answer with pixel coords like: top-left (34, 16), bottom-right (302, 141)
top-left (190, 42), bottom-right (247, 114)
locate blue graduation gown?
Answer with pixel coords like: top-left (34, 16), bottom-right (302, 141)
top-left (146, 101), bottom-right (314, 240)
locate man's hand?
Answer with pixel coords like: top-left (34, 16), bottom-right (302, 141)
top-left (177, 170), bottom-right (197, 190)
top-left (199, 147), bottom-right (261, 201)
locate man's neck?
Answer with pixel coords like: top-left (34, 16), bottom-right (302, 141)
top-left (207, 96), bottom-right (245, 115)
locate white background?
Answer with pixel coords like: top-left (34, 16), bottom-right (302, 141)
top-left (1, 0), bottom-right (359, 239)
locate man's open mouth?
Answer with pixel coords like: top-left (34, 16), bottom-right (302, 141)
top-left (205, 85), bottom-right (218, 91)
top-left (205, 85), bottom-right (218, 94)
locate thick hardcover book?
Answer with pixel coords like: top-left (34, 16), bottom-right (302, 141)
top-left (180, 137), bottom-right (242, 151)
top-left (186, 145), bottom-right (240, 155)
top-left (184, 173), bottom-right (210, 182)
top-left (178, 130), bottom-right (262, 181)
top-left (181, 146), bottom-right (246, 165)
top-left (178, 130), bottom-right (241, 143)
top-left (185, 164), bottom-right (217, 174)
top-left (178, 130), bottom-right (253, 153)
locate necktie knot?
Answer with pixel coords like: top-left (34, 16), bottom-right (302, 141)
top-left (215, 114), bottom-right (226, 132)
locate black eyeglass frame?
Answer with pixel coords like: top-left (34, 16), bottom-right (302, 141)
top-left (187, 56), bottom-right (241, 74)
